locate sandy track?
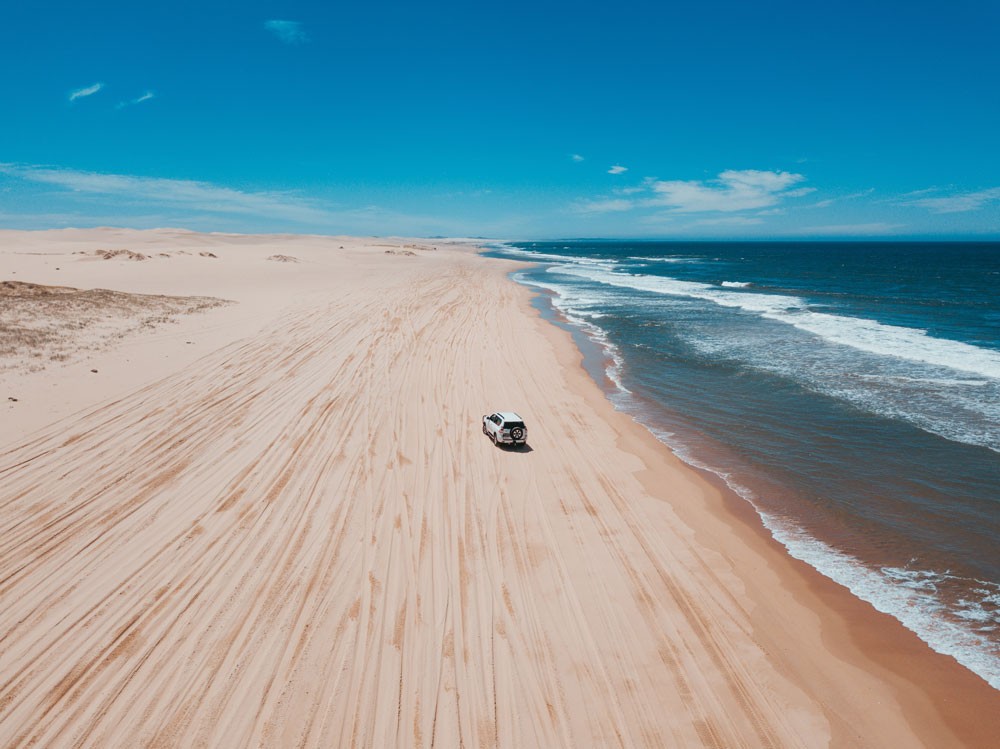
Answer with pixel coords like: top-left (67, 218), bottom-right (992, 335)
top-left (1, 241), bottom-right (989, 747)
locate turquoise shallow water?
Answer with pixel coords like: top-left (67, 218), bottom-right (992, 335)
top-left (487, 240), bottom-right (1000, 689)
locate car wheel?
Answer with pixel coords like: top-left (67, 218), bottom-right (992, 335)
top-left (483, 423), bottom-right (488, 435)
top-left (510, 427), bottom-right (524, 441)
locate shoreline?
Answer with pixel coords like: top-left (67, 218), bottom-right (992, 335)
top-left (1, 228), bottom-right (997, 746)
top-left (508, 255), bottom-right (1000, 744)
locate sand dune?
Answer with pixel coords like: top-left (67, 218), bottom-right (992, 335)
top-left (0, 231), bottom-right (996, 747)
top-left (0, 280), bottom-right (230, 374)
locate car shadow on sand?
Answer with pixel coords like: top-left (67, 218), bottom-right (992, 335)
top-left (494, 442), bottom-right (533, 453)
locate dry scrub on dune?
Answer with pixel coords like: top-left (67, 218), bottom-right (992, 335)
top-left (374, 242), bottom-right (437, 251)
top-left (94, 249), bottom-right (149, 261)
top-left (0, 281), bottom-right (232, 373)
top-left (74, 249), bottom-right (223, 261)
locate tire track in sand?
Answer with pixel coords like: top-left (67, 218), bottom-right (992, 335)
top-left (1, 249), bottom-right (834, 747)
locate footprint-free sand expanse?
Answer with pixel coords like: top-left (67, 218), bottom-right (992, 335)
top-left (1, 229), bottom-right (996, 747)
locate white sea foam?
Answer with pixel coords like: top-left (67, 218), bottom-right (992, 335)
top-left (859, 374), bottom-right (991, 387)
top-left (514, 274), bottom-right (629, 393)
top-left (554, 265), bottom-right (1000, 381)
top-left (504, 248), bottom-right (589, 262)
top-left (762, 519), bottom-right (1000, 690)
top-left (720, 280), bottom-right (751, 288)
top-left (678, 315), bottom-right (1000, 451)
top-left (625, 413), bottom-right (1000, 690)
top-left (495, 246), bottom-right (620, 268)
top-left (816, 377), bottom-right (1000, 452)
top-left (626, 256), bottom-right (699, 263)
top-left (566, 314), bottom-right (630, 393)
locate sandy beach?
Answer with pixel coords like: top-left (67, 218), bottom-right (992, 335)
top-left (1, 228), bottom-right (997, 747)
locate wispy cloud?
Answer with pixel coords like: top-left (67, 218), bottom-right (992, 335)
top-left (645, 169), bottom-right (806, 213)
top-left (0, 163), bottom-right (335, 224)
top-left (573, 198), bottom-right (634, 214)
top-left (806, 188), bottom-right (874, 209)
top-left (571, 154), bottom-right (584, 162)
top-left (898, 187), bottom-right (938, 199)
top-left (608, 165), bottom-right (628, 175)
top-left (265, 20), bottom-right (308, 44)
top-left (117, 91), bottom-right (155, 109)
top-left (688, 216), bottom-right (764, 227)
top-left (68, 82), bottom-right (104, 102)
top-left (572, 169), bottom-right (814, 218)
top-left (788, 222), bottom-right (904, 236)
top-left (905, 187), bottom-right (1000, 213)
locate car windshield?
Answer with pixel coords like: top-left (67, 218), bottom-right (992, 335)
top-left (503, 421), bottom-right (525, 429)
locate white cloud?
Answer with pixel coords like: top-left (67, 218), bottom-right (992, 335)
top-left (570, 169), bottom-right (813, 221)
top-left (571, 154), bottom-right (584, 162)
top-left (906, 187), bottom-right (1000, 213)
top-left (689, 216), bottom-right (764, 227)
top-left (69, 82), bottom-right (104, 102)
top-left (608, 165), bottom-right (628, 175)
top-left (265, 20), bottom-right (308, 44)
top-left (117, 91), bottom-right (155, 109)
top-left (806, 188), bottom-right (873, 209)
top-left (789, 222), bottom-right (904, 236)
top-left (899, 187), bottom-right (938, 198)
top-left (573, 198), bottom-right (634, 214)
top-left (0, 163), bottom-right (335, 224)
top-left (645, 169), bottom-right (806, 212)
top-left (637, 214), bottom-right (674, 225)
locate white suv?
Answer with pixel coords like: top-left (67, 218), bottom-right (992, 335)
top-left (482, 412), bottom-right (528, 447)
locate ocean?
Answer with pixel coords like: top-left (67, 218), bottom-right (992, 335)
top-left (485, 240), bottom-right (1000, 690)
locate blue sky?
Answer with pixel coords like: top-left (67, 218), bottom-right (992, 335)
top-left (1, 0), bottom-right (998, 238)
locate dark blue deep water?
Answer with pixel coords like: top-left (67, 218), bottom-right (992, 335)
top-left (487, 241), bottom-right (1000, 689)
